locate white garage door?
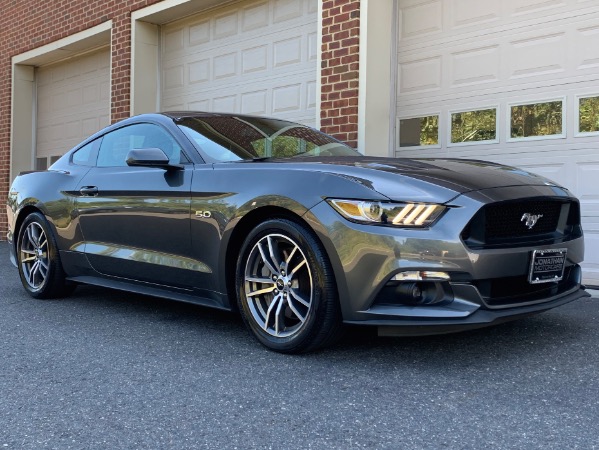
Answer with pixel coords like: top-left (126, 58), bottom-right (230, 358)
top-left (161, 0), bottom-right (318, 126)
top-left (36, 49), bottom-right (110, 169)
top-left (394, 0), bottom-right (599, 286)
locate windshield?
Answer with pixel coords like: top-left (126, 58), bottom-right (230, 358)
top-left (177, 116), bottom-right (361, 162)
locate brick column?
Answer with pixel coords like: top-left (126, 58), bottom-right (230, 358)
top-left (320, 0), bottom-right (360, 148)
top-left (111, 12), bottom-right (133, 123)
top-left (0, 58), bottom-right (9, 236)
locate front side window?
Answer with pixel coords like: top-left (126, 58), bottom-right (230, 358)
top-left (510, 101), bottom-right (563, 139)
top-left (451, 108), bottom-right (497, 144)
top-left (579, 96), bottom-right (599, 134)
top-left (399, 115), bottom-right (439, 147)
top-left (97, 123), bottom-right (184, 167)
top-left (177, 116), bottom-right (360, 161)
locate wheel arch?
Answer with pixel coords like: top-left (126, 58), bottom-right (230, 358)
top-left (222, 205), bottom-right (339, 313)
top-left (12, 205), bottom-right (45, 252)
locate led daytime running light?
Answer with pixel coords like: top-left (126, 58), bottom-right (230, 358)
top-left (328, 199), bottom-right (445, 227)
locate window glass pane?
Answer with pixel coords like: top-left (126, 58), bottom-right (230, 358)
top-left (399, 115), bottom-right (439, 147)
top-left (510, 101), bottom-right (562, 138)
top-left (179, 125), bottom-right (242, 161)
top-left (451, 108), bottom-right (496, 143)
top-left (579, 96), bottom-right (599, 133)
top-left (72, 141), bottom-right (95, 166)
top-left (97, 124), bottom-right (183, 167)
top-left (177, 117), bottom-right (359, 161)
top-left (36, 157), bottom-right (47, 170)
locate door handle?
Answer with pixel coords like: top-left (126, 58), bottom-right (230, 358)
top-left (79, 186), bottom-right (99, 196)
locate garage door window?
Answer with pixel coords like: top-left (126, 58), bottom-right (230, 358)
top-left (399, 115), bottom-right (439, 147)
top-left (578, 96), bottom-right (599, 134)
top-left (509, 100), bottom-right (564, 140)
top-left (450, 108), bottom-right (497, 145)
top-left (35, 157), bottom-right (48, 170)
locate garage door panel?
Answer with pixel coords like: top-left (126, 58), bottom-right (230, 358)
top-left (242, 1), bottom-right (269, 31)
top-left (399, 56), bottom-right (442, 94)
top-left (162, 0), bottom-right (317, 126)
top-left (509, 32), bottom-right (567, 80)
top-left (273, 0), bottom-right (305, 23)
top-left (396, 2), bottom-right (599, 284)
top-left (399, 0), bottom-right (443, 39)
top-left (450, 0), bottom-right (501, 29)
top-left (582, 232), bottom-right (599, 284)
top-left (213, 95), bottom-right (236, 113)
top-left (515, 163), bottom-right (566, 185)
top-left (398, 9), bottom-right (599, 107)
top-left (213, 52), bottom-right (237, 79)
top-left (576, 24), bottom-right (599, 69)
top-left (576, 162), bottom-right (599, 200)
top-left (241, 90), bottom-right (267, 115)
top-left (36, 49), bottom-right (110, 162)
top-left (213, 10), bottom-right (239, 39)
top-left (400, 0), bottom-right (589, 46)
top-left (162, 32), bottom-right (315, 80)
top-left (241, 46), bottom-right (266, 74)
top-left (450, 45), bottom-right (500, 87)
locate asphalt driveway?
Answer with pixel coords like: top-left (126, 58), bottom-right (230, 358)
top-left (0, 244), bottom-right (598, 449)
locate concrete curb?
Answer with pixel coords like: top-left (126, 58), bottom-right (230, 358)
top-left (586, 289), bottom-right (599, 298)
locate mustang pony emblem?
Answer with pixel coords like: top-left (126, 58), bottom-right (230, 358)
top-left (521, 213), bottom-right (543, 229)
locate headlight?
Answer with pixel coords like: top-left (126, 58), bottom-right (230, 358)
top-left (327, 199), bottom-right (446, 227)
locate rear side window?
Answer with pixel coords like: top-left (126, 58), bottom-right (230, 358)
top-left (71, 139), bottom-right (101, 166)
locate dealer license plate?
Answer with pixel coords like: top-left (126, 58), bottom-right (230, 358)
top-left (528, 248), bottom-right (567, 284)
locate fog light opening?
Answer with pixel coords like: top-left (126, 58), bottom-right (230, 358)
top-left (394, 281), bottom-right (449, 306)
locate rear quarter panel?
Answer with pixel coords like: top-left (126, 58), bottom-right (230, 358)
top-left (8, 169), bottom-right (91, 257)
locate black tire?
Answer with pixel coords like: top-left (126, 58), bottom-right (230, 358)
top-left (16, 212), bottom-right (75, 299)
top-left (236, 218), bottom-right (342, 353)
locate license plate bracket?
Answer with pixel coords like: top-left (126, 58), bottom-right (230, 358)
top-left (528, 248), bottom-right (567, 284)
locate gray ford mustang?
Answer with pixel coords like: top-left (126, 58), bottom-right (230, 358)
top-left (7, 112), bottom-right (590, 353)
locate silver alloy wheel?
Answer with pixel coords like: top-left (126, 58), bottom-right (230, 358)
top-left (20, 222), bottom-right (49, 290)
top-left (244, 233), bottom-right (313, 338)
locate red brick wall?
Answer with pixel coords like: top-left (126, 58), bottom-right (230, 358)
top-left (0, 0), bottom-right (163, 237)
top-left (0, 0), bottom-right (363, 238)
top-left (320, 0), bottom-right (360, 148)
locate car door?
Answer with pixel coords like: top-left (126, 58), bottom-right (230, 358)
top-left (75, 122), bottom-right (199, 288)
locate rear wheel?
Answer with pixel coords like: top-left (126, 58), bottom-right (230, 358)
top-left (17, 212), bottom-right (74, 299)
top-left (236, 219), bottom-right (342, 353)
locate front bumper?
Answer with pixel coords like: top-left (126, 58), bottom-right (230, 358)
top-left (307, 184), bottom-right (587, 329)
top-left (371, 287), bottom-right (590, 336)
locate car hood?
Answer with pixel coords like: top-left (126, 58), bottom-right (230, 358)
top-left (258, 156), bottom-right (563, 203)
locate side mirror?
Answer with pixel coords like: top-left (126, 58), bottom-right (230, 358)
top-left (126, 148), bottom-right (183, 170)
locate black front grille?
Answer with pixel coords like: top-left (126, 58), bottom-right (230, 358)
top-left (462, 198), bottom-right (581, 249)
top-left (485, 201), bottom-right (561, 238)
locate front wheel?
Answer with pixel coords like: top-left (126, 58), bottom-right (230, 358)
top-left (236, 219), bottom-right (342, 353)
top-left (17, 212), bottom-right (74, 299)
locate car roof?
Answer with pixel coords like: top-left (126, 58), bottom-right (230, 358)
top-left (159, 111), bottom-right (298, 124)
